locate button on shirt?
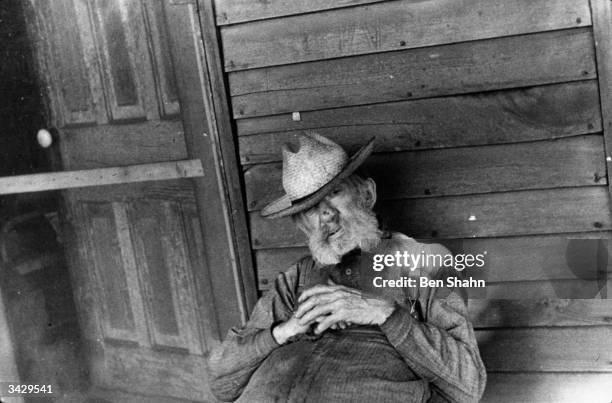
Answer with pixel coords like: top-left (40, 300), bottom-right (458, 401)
top-left (208, 233), bottom-right (486, 402)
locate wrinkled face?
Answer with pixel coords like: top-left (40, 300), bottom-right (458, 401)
top-left (294, 177), bottom-right (381, 265)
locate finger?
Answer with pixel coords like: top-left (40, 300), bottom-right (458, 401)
top-left (298, 284), bottom-right (338, 303)
top-left (338, 321), bottom-right (347, 329)
top-left (330, 323), bottom-right (338, 330)
top-left (315, 314), bottom-right (343, 334)
top-left (295, 292), bottom-right (342, 318)
top-left (298, 301), bottom-right (341, 326)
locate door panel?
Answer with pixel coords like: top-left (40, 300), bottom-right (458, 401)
top-left (73, 183), bottom-right (214, 399)
top-left (25, 0), bottom-right (252, 400)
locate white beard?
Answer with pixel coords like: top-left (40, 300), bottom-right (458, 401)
top-left (307, 205), bottom-right (381, 265)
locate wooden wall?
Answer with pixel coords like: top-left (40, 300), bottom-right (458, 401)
top-left (213, 0), bottom-right (612, 401)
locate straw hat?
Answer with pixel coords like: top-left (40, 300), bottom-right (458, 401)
top-left (261, 132), bottom-right (374, 219)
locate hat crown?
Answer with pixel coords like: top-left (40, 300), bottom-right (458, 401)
top-left (282, 132), bottom-right (348, 200)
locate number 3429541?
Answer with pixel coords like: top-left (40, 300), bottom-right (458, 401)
top-left (5, 384), bottom-right (53, 395)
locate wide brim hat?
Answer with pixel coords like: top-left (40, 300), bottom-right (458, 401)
top-left (261, 134), bottom-right (375, 219)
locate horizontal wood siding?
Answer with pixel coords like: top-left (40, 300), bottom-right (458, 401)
top-left (245, 135), bottom-right (606, 210)
top-left (477, 326), bottom-right (612, 371)
top-left (250, 187), bottom-right (612, 248)
top-left (255, 233), bottom-right (612, 289)
top-left (238, 80), bottom-right (601, 164)
top-left (221, 0), bottom-right (590, 70)
top-left (214, 0), bottom-right (612, 399)
top-left (482, 373), bottom-right (612, 403)
top-left (229, 28), bottom-right (595, 118)
top-left (215, 0), bottom-right (387, 25)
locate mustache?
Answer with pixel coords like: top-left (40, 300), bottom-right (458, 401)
top-left (307, 206), bottom-right (381, 265)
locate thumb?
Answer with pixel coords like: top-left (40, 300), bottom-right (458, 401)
top-left (327, 278), bottom-right (337, 286)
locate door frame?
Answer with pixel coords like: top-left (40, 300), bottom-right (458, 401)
top-left (173, 0), bottom-right (257, 319)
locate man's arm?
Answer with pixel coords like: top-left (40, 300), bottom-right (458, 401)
top-left (380, 278), bottom-right (486, 402)
top-left (379, 244), bottom-right (486, 403)
top-left (207, 263), bottom-right (299, 401)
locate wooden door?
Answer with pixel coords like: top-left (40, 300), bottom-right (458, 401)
top-left (24, 0), bottom-right (254, 400)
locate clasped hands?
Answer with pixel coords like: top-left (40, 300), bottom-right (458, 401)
top-left (272, 280), bottom-right (396, 345)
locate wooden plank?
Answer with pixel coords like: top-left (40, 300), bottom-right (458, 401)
top-left (244, 135), bottom-right (606, 210)
top-left (591, 0), bottom-right (612, 299)
top-left (142, 0), bottom-right (180, 117)
top-left (91, 0), bottom-right (158, 120)
top-left (69, 179), bottom-right (197, 204)
top-left (84, 202), bottom-right (137, 342)
top-left (476, 326), bottom-right (612, 371)
top-left (129, 200), bottom-right (202, 354)
top-left (113, 202), bottom-right (150, 347)
top-left (62, 120), bottom-right (187, 169)
top-left (222, 0), bottom-right (590, 71)
top-left (26, 0), bottom-right (107, 125)
top-left (229, 28), bottom-right (595, 118)
top-left (0, 160), bottom-right (204, 195)
top-left (238, 81), bottom-right (601, 163)
top-left (159, 201), bottom-right (203, 355)
top-left (482, 373), bottom-right (612, 403)
top-left (215, 0), bottom-right (386, 25)
top-left (249, 187), bottom-right (612, 248)
top-left (164, 0), bottom-right (252, 334)
top-left (480, 280), bottom-right (610, 300)
top-left (254, 233), bottom-right (612, 289)
top-left (470, 300), bottom-right (612, 328)
top-left (195, 0), bottom-right (259, 316)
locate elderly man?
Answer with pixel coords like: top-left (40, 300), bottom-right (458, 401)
top-left (208, 133), bottom-right (486, 402)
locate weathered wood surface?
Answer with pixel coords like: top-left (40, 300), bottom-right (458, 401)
top-left (96, 344), bottom-right (214, 402)
top-left (0, 160), bottom-right (203, 195)
top-left (129, 200), bottom-right (203, 354)
top-left (476, 326), bottom-right (612, 371)
top-left (91, 0), bottom-right (158, 121)
top-left (221, 0), bottom-right (590, 70)
top-left (480, 280), bottom-right (609, 300)
top-left (142, 0), bottom-right (180, 117)
top-left (83, 202), bottom-right (140, 343)
top-left (482, 373), bottom-right (612, 403)
top-left (229, 28), bottom-right (595, 118)
top-left (62, 120), bottom-right (187, 169)
top-left (249, 187), bottom-right (612, 248)
top-left (215, 0), bottom-right (387, 25)
top-left (592, 1), bottom-right (612, 291)
top-left (470, 300), bottom-right (612, 328)
top-left (254, 233), bottom-right (612, 289)
top-left (196, 0), bottom-right (260, 313)
top-left (244, 135), bottom-right (606, 210)
top-left (238, 81), bottom-right (601, 163)
top-left (164, 0), bottom-right (255, 327)
top-left (69, 180), bottom-right (197, 204)
top-left (26, 0), bottom-right (106, 126)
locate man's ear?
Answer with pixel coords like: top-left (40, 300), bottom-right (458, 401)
top-left (363, 178), bottom-right (377, 209)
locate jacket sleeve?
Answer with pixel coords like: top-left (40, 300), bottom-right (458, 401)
top-left (379, 244), bottom-right (487, 403)
top-left (207, 263), bottom-right (299, 401)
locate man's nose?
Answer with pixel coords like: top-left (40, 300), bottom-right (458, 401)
top-left (318, 201), bottom-right (338, 224)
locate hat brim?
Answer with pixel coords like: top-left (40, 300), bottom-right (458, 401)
top-left (261, 137), bottom-right (375, 219)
